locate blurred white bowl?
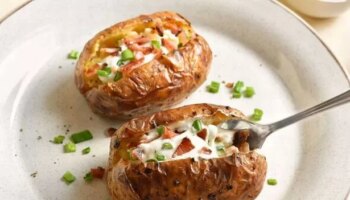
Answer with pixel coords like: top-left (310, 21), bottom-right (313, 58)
top-left (282, 0), bottom-right (350, 18)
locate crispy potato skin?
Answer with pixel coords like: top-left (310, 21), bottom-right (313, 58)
top-left (107, 104), bottom-right (267, 200)
top-left (75, 11), bottom-right (212, 119)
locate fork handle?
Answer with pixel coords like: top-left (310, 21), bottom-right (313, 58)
top-left (268, 89), bottom-right (350, 133)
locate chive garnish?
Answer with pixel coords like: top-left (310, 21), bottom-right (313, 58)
top-left (62, 171), bottom-right (76, 184)
top-left (251, 108), bottom-right (263, 121)
top-left (151, 40), bottom-right (161, 49)
top-left (114, 71), bottom-right (122, 81)
top-left (267, 178), bottom-right (278, 185)
top-left (207, 81), bottom-right (220, 93)
top-left (192, 119), bottom-right (202, 132)
top-left (82, 147), bottom-right (91, 155)
top-left (121, 49), bottom-right (134, 61)
top-left (70, 130), bottom-right (93, 144)
top-left (157, 125), bottom-right (165, 136)
top-left (233, 81), bottom-right (244, 93)
top-left (68, 50), bottom-right (79, 60)
top-left (161, 143), bottom-right (173, 150)
top-left (64, 142), bottom-right (76, 153)
top-left (52, 135), bottom-right (65, 144)
top-left (244, 86), bottom-right (255, 98)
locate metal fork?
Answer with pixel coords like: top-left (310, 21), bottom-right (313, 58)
top-left (222, 90), bottom-right (350, 150)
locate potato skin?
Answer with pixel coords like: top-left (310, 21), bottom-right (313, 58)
top-left (107, 104), bottom-right (267, 200)
top-left (75, 11), bottom-right (212, 119)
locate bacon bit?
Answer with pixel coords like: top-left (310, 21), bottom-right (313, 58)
top-left (225, 82), bottom-right (234, 88)
top-left (106, 127), bottom-right (117, 137)
top-left (156, 24), bottom-right (164, 36)
top-left (162, 38), bottom-right (176, 51)
top-left (91, 167), bottom-right (105, 179)
top-left (173, 138), bottom-right (194, 157)
top-left (121, 58), bottom-right (144, 73)
top-left (162, 128), bottom-right (177, 139)
top-left (164, 23), bottom-right (181, 35)
top-left (121, 128), bottom-right (138, 139)
top-left (200, 147), bottom-right (212, 155)
top-left (178, 31), bottom-right (188, 45)
top-left (85, 65), bottom-right (98, 78)
top-left (128, 43), bottom-right (153, 54)
top-left (197, 128), bottom-right (207, 141)
top-left (134, 36), bottom-right (151, 44)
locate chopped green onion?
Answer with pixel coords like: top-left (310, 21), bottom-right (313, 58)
top-left (117, 59), bottom-right (124, 66)
top-left (232, 92), bottom-right (241, 98)
top-left (84, 172), bottom-right (93, 182)
top-left (192, 119), bottom-right (202, 132)
top-left (151, 40), bottom-right (161, 49)
top-left (157, 125), bottom-right (165, 136)
top-left (62, 171), bottom-right (76, 184)
top-left (155, 152), bottom-right (165, 161)
top-left (82, 147), bottom-right (91, 155)
top-left (216, 145), bottom-right (225, 151)
top-left (64, 142), bottom-right (76, 153)
top-left (244, 86), bottom-right (255, 98)
top-left (114, 71), bottom-right (123, 81)
top-left (70, 130), bottom-right (93, 144)
top-left (68, 50), bottom-right (79, 60)
top-left (97, 67), bottom-right (112, 77)
top-left (216, 145), bottom-right (226, 156)
top-left (52, 135), bottom-right (65, 144)
top-left (251, 108), bottom-right (263, 121)
top-left (233, 81), bottom-right (244, 93)
top-left (121, 49), bottom-right (134, 61)
top-left (207, 81), bottom-right (220, 93)
top-left (161, 143), bottom-right (173, 150)
top-left (267, 178), bottom-right (278, 185)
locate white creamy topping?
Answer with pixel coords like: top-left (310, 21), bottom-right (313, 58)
top-left (163, 30), bottom-right (179, 46)
top-left (97, 29), bottom-right (179, 83)
top-left (137, 120), bottom-right (237, 162)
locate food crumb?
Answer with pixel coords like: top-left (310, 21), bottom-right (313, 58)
top-left (89, 117), bottom-right (93, 121)
top-left (58, 66), bottom-right (62, 69)
top-left (37, 136), bottom-right (42, 140)
top-left (92, 155), bottom-right (96, 157)
top-left (19, 128), bottom-right (23, 132)
top-left (225, 82), bottom-right (234, 88)
top-left (30, 171), bottom-right (38, 178)
top-left (106, 127), bottom-right (117, 137)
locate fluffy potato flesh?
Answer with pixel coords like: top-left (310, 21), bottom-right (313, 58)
top-left (75, 12), bottom-right (212, 119)
top-left (107, 104), bottom-right (267, 200)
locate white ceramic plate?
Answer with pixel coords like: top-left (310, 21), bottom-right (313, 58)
top-left (0, 0), bottom-right (349, 199)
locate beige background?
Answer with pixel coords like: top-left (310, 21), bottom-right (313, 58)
top-left (0, 0), bottom-right (349, 72)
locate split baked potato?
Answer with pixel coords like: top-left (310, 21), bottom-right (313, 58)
top-left (107, 104), bottom-right (267, 200)
top-left (75, 11), bottom-right (212, 119)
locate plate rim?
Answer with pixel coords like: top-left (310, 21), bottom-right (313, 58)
top-left (1, 0), bottom-right (349, 86)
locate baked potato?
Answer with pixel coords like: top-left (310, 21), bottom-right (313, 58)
top-left (75, 11), bottom-right (212, 119)
top-left (107, 104), bottom-right (267, 200)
